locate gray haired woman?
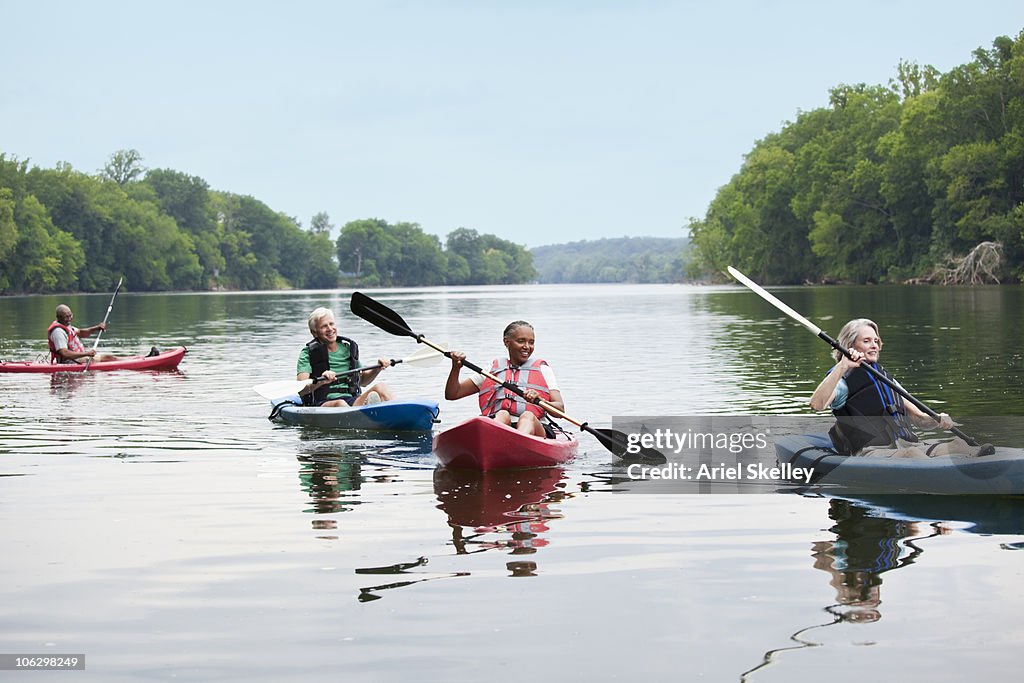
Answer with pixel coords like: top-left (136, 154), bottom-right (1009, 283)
top-left (809, 318), bottom-right (978, 458)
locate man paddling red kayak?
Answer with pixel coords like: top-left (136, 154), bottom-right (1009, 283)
top-left (47, 304), bottom-right (119, 364)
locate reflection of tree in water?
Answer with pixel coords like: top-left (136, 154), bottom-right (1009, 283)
top-left (741, 498), bottom-right (946, 682)
top-left (355, 467), bottom-right (569, 601)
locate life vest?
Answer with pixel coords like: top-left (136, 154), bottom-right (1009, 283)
top-left (828, 363), bottom-right (918, 455)
top-left (47, 321), bottom-right (85, 363)
top-left (478, 357), bottom-right (552, 418)
top-left (304, 336), bottom-right (361, 406)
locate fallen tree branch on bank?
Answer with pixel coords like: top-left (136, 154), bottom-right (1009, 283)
top-left (923, 241), bottom-right (1004, 285)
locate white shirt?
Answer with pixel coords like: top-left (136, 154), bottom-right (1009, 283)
top-left (49, 326), bottom-right (72, 351)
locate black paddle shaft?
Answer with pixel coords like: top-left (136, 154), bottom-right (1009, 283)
top-left (817, 330), bottom-right (980, 447)
top-left (311, 358), bottom-right (406, 384)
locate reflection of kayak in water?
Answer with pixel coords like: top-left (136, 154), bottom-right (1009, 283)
top-left (432, 416), bottom-right (577, 470)
top-left (810, 491), bottom-right (1024, 537)
top-left (433, 466), bottom-right (566, 528)
top-left (271, 398), bottom-right (439, 432)
top-left (434, 466), bottom-right (566, 556)
top-left (1, 346), bottom-right (187, 373)
top-left (776, 432), bottom-right (1024, 495)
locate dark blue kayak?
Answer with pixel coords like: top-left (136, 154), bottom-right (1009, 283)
top-left (775, 432), bottom-right (1024, 495)
top-left (271, 396), bottom-right (440, 432)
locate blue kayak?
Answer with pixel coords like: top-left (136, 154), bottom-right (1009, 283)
top-left (775, 432), bottom-right (1024, 495)
top-left (270, 396), bottom-right (440, 432)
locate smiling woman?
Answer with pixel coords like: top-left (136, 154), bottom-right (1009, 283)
top-left (444, 320), bottom-right (564, 438)
top-left (809, 317), bottom-right (984, 458)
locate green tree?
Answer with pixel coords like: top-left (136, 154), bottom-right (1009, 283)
top-left (387, 222), bottom-right (446, 287)
top-left (142, 168), bottom-right (225, 286)
top-left (336, 218), bottom-right (399, 286)
top-left (310, 211), bottom-right (333, 236)
top-left (0, 194), bottom-right (84, 293)
top-left (302, 231), bottom-right (340, 288)
top-left (101, 149), bottom-right (146, 186)
top-left (445, 228), bottom-right (484, 285)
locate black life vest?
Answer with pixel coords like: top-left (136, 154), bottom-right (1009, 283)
top-left (828, 363), bottom-right (918, 455)
top-left (304, 336), bottom-right (361, 406)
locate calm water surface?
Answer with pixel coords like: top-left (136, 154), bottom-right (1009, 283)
top-left (1, 284), bottom-right (1023, 682)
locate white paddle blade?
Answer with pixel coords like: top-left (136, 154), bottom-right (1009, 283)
top-left (401, 342), bottom-right (448, 368)
top-left (253, 379), bottom-right (311, 401)
top-left (726, 266), bottom-right (822, 335)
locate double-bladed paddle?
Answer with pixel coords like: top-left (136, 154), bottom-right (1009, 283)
top-left (252, 343), bottom-right (446, 402)
top-left (349, 291), bottom-right (666, 464)
top-left (84, 276), bottom-right (124, 373)
top-left (727, 265), bottom-right (987, 449)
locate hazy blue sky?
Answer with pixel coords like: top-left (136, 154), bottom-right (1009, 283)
top-left (3, 2), bottom-right (1022, 247)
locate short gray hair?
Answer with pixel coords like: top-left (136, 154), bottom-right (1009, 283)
top-left (833, 318), bottom-right (881, 362)
top-left (308, 307), bottom-right (335, 335)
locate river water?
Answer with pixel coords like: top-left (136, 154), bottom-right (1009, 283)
top-left (1, 284), bottom-right (1022, 681)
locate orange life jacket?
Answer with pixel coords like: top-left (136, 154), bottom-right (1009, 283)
top-left (478, 357), bottom-right (552, 418)
top-left (47, 321), bottom-right (85, 363)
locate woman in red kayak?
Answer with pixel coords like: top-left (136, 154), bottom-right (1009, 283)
top-left (445, 320), bottom-right (564, 437)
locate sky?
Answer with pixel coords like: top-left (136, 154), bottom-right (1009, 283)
top-left (3, 2), bottom-right (1023, 248)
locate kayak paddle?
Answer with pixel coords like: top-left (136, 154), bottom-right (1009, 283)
top-left (350, 291), bottom-right (666, 464)
top-left (84, 276), bottom-right (124, 372)
top-left (726, 265), bottom-right (986, 449)
top-left (252, 343), bottom-right (446, 402)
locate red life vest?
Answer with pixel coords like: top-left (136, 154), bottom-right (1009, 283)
top-left (47, 321), bottom-right (85, 363)
top-left (478, 357), bottom-right (552, 418)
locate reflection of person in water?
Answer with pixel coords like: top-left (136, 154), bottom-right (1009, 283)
top-left (433, 467), bottom-right (567, 568)
top-left (741, 498), bottom-right (948, 681)
top-left (812, 498), bottom-right (945, 623)
top-left (297, 456), bottom-right (364, 538)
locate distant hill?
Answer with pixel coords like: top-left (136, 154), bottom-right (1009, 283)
top-left (530, 236), bottom-right (690, 283)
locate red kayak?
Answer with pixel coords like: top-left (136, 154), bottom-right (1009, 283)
top-left (432, 415), bottom-right (578, 471)
top-left (0, 346), bottom-right (187, 373)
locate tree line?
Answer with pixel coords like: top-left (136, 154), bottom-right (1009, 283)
top-left (531, 236), bottom-right (690, 283)
top-left (0, 151), bottom-right (535, 294)
top-left (688, 30), bottom-right (1024, 285)
top-left (335, 221), bottom-right (535, 287)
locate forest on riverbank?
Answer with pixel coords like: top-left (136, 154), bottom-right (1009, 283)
top-left (687, 30), bottom-right (1024, 285)
top-left (7, 31), bottom-right (1021, 293)
top-left (0, 151), bottom-right (536, 294)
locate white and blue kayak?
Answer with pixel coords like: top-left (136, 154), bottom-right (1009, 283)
top-left (775, 432), bottom-right (1024, 495)
top-left (270, 396), bottom-right (440, 432)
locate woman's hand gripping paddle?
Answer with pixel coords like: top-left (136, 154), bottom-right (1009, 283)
top-left (349, 291), bottom-right (666, 464)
